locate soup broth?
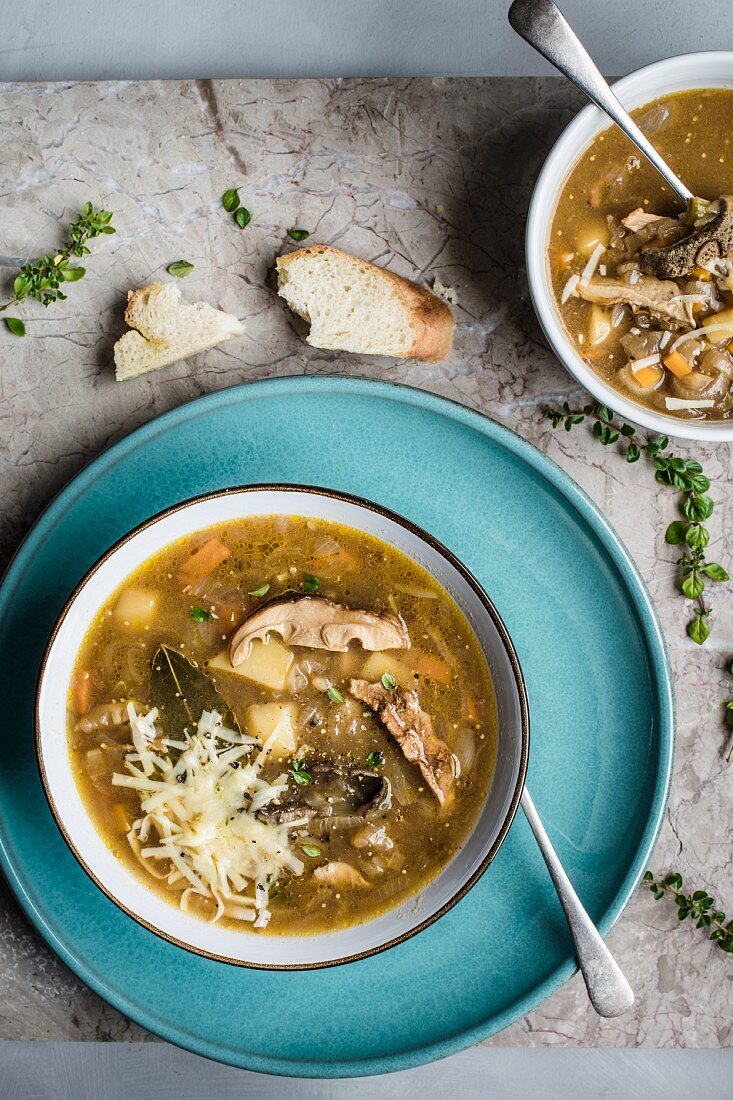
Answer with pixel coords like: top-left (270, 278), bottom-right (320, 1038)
top-left (68, 515), bottom-right (497, 935)
top-left (551, 88), bottom-right (733, 421)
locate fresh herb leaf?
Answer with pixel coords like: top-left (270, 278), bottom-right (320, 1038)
top-left (303, 575), bottom-right (320, 593)
top-left (0, 204), bottom-right (115, 326)
top-left (189, 606), bottom-right (211, 621)
top-left (4, 317), bottom-right (25, 336)
top-left (644, 871), bottom-right (733, 953)
top-left (687, 612), bottom-right (710, 646)
top-left (235, 207), bottom-right (252, 229)
top-left (287, 228), bottom-right (310, 241)
top-left (222, 188), bottom-right (240, 213)
top-left (326, 686), bottom-right (344, 705)
top-left (291, 759), bottom-right (313, 786)
top-left (62, 266), bottom-right (86, 282)
top-left (548, 401), bottom-right (728, 645)
top-left (381, 672), bottom-right (397, 690)
top-left (301, 844), bottom-right (321, 858)
top-left (366, 750), bottom-right (385, 768)
top-left (665, 521), bottom-right (689, 545)
top-left (248, 583), bottom-right (271, 597)
top-left (167, 260), bottom-right (194, 278)
top-left (682, 572), bottom-right (705, 601)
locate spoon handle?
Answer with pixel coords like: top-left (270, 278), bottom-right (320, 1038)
top-left (508, 0), bottom-right (693, 204)
top-left (520, 787), bottom-right (635, 1018)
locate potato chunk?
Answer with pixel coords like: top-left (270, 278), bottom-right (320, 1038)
top-left (209, 638), bottom-right (293, 692)
top-left (246, 702), bottom-right (299, 757)
top-left (359, 651), bottom-right (412, 687)
top-left (113, 588), bottom-right (158, 630)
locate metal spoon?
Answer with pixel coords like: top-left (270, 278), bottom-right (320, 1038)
top-left (521, 787), bottom-right (634, 1016)
top-left (508, 0), bottom-right (692, 205)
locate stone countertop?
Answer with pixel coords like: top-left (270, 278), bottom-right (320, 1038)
top-left (0, 78), bottom-right (730, 1050)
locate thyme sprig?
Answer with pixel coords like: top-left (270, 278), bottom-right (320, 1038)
top-left (1, 203), bottom-right (115, 332)
top-left (643, 871), bottom-right (733, 953)
top-left (548, 401), bottom-right (729, 644)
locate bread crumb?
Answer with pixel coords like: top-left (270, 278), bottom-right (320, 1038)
top-left (432, 278), bottom-right (458, 306)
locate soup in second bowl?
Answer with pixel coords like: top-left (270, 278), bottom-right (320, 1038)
top-left (67, 515), bottom-right (496, 935)
top-left (551, 88), bottom-right (733, 422)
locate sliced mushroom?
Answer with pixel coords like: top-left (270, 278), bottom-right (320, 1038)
top-left (255, 763), bottom-right (391, 826)
top-left (640, 195), bottom-right (733, 278)
top-left (349, 679), bottom-right (456, 806)
top-left (229, 595), bottom-right (410, 666)
top-left (621, 208), bottom-right (665, 233)
top-left (576, 275), bottom-right (695, 327)
top-left (75, 699), bottom-right (137, 735)
top-left (352, 822), bottom-right (394, 852)
top-left (313, 862), bottom-right (370, 889)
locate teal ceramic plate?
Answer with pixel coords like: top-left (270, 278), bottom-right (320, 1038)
top-left (0, 376), bottom-right (673, 1077)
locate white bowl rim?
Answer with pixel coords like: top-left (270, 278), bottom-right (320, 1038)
top-left (526, 50), bottom-right (733, 443)
top-left (35, 482), bottom-right (530, 970)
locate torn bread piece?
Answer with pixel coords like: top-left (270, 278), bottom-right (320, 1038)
top-left (276, 244), bottom-right (454, 362)
top-left (114, 282), bottom-right (244, 381)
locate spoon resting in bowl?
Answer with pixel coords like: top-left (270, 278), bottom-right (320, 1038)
top-left (521, 787), bottom-right (634, 1016)
top-left (508, 0), bottom-right (693, 206)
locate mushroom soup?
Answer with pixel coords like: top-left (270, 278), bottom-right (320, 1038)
top-left (551, 88), bottom-right (733, 421)
top-left (68, 515), bottom-right (497, 934)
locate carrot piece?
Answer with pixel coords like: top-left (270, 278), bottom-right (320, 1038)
top-left (73, 669), bottom-right (94, 715)
top-left (415, 651), bottom-right (453, 684)
top-left (463, 692), bottom-right (479, 724)
top-left (693, 266), bottom-right (712, 280)
top-left (632, 365), bottom-right (663, 388)
top-left (112, 802), bottom-right (131, 834)
top-left (663, 351), bottom-right (692, 379)
top-left (178, 537), bottom-right (230, 583)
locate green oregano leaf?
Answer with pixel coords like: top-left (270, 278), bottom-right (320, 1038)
top-left (665, 521), bottom-right (689, 545)
top-left (4, 317), bottom-right (25, 336)
top-left (167, 260), bottom-right (194, 278)
top-left (222, 188), bottom-right (240, 212)
top-left (703, 562), bottom-right (729, 582)
top-left (682, 573), bottom-right (705, 600)
top-left (688, 616), bottom-right (710, 645)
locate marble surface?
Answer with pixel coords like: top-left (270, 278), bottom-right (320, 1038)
top-left (0, 77), bottom-right (730, 1051)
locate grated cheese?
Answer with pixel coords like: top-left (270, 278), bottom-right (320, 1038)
top-left (670, 322), bottom-right (733, 351)
top-left (560, 273), bottom-right (580, 304)
top-left (579, 243), bottom-right (605, 286)
top-left (630, 353), bottom-right (661, 373)
top-left (664, 397), bottom-right (715, 411)
top-left (112, 706), bottom-right (306, 927)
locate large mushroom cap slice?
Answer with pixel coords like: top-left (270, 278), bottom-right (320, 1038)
top-left (229, 595), bottom-right (410, 666)
top-left (640, 195), bottom-right (733, 278)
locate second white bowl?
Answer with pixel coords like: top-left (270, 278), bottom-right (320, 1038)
top-left (526, 51), bottom-right (733, 443)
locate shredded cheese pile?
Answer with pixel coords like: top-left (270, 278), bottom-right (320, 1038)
top-left (112, 704), bottom-right (306, 927)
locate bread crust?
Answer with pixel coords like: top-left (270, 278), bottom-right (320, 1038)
top-left (276, 245), bottom-right (454, 362)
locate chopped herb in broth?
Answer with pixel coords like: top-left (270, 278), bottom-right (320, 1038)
top-left (67, 515), bottom-right (497, 935)
top-left (551, 88), bottom-right (733, 421)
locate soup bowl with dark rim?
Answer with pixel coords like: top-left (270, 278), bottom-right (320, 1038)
top-left (36, 485), bottom-right (529, 969)
top-left (527, 51), bottom-right (733, 443)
